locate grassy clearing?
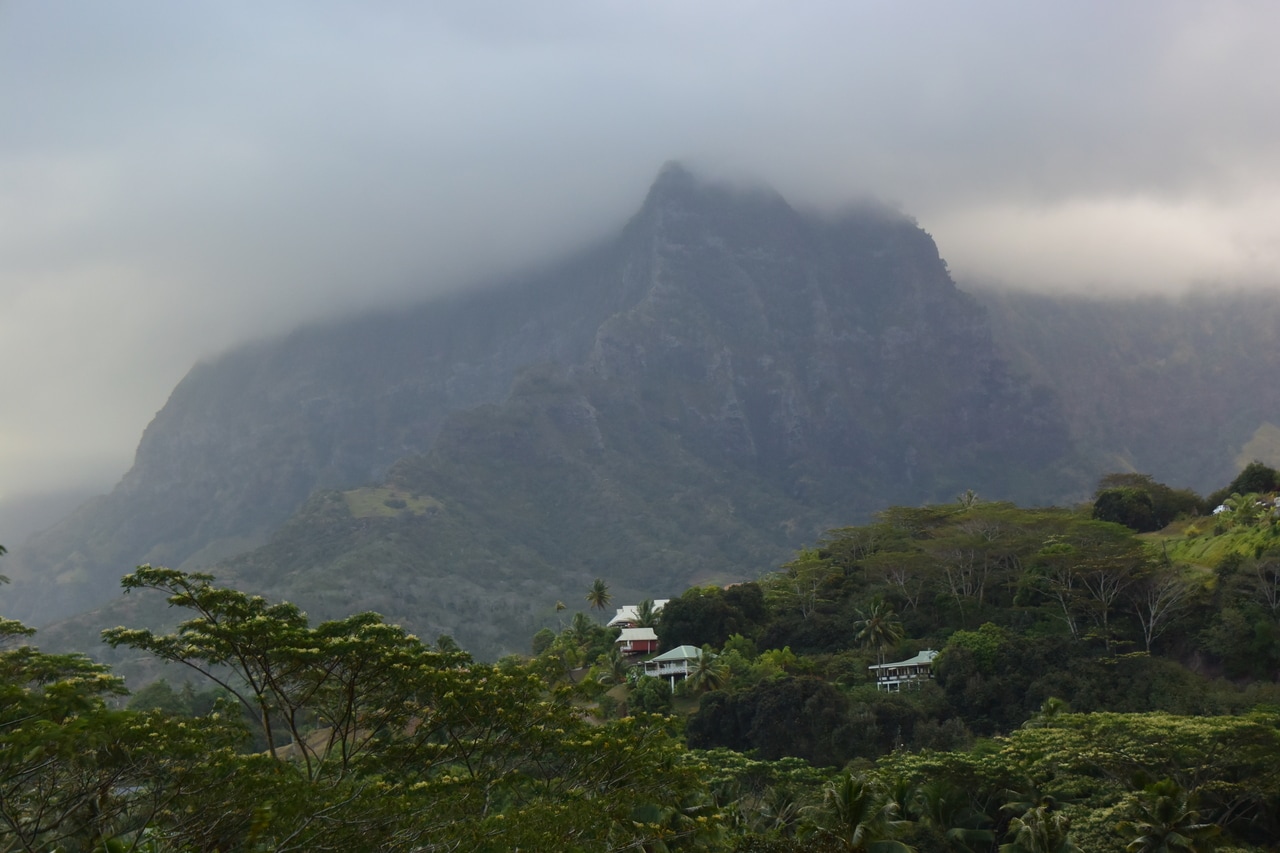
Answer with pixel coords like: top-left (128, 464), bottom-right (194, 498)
top-left (1147, 517), bottom-right (1280, 572)
top-left (342, 487), bottom-right (443, 519)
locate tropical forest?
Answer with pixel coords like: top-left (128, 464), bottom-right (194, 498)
top-left (7, 462), bottom-right (1280, 852)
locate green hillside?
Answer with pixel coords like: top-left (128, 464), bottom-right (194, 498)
top-left (10, 461), bottom-right (1280, 851)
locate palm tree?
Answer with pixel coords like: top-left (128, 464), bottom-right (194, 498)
top-left (586, 578), bottom-right (612, 612)
top-left (854, 599), bottom-right (905, 667)
top-left (1000, 805), bottom-right (1078, 853)
top-left (913, 779), bottom-right (993, 853)
top-left (684, 646), bottom-right (728, 694)
top-left (1023, 697), bottom-right (1072, 728)
top-left (1221, 492), bottom-right (1263, 528)
top-left (570, 610), bottom-right (595, 644)
top-left (755, 785), bottom-right (804, 837)
top-left (634, 598), bottom-right (660, 628)
top-left (999, 776), bottom-right (1074, 836)
top-left (807, 772), bottom-right (915, 853)
top-left (1116, 779), bottom-right (1219, 853)
top-left (596, 646), bottom-right (630, 686)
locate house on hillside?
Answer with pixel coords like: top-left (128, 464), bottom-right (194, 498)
top-left (869, 649), bottom-right (938, 692)
top-left (607, 599), bottom-right (669, 629)
top-left (616, 627), bottom-right (659, 655)
top-left (641, 645), bottom-right (703, 687)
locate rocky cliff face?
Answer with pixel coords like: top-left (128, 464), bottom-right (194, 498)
top-left (583, 165), bottom-right (1067, 503)
top-left (9, 164), bottom-right (1073, 641)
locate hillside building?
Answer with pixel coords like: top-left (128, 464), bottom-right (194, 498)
top-left (869, 649), bottom-right (938, 692)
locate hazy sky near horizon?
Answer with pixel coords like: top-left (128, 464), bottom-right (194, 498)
top-left (3, 1), bottom-right (1280, 508)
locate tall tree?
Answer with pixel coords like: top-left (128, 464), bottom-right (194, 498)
top-left (1251, 550), bottom-right (1280, 618)
top-left (1033, 538), bottom-right (1083, 640)
top-left (586, 577), bottom-right (612, 611)
top-left (770, 548), bottom-right (836, 620)
top-left (863, 550), bottom-right (933, 613)
top-left (101, 566), bottom-right (704, 852)
top-left (0, 611), bottom-right (235, 852)
top-left (685, 646), bottom-right (729, 694)
top-left (1075, 536), bottom-right (1151, 652)
top-left (1129, 570), bottom-right (1196, 653)
top-left (855, 599), bottom-right (905, 667)
top-left (928, 504), bottom-right (1037, 623)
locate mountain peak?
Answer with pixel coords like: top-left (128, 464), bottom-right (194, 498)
top-left (637, 162), bottom-right (795, 232)
top-left (652, 159), bottom-right (696, 186)
top-left (640, 160), bottom-right (699, 208)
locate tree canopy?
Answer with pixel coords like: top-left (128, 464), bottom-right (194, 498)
top-left (8, 463), bottom-right (1280, 852)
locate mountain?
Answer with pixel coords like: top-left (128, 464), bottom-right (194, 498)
top-left (977, 288), bottom-right (1280, 494)
top-left (10, 164), bottom-right (1075, 656)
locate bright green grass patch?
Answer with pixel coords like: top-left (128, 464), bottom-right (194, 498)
top-left (1153, 520), bottom-right (1280, 570)
top-left (342, 487), bottom-right (443, 519)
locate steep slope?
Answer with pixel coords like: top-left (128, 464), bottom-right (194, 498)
top-left (8, 195), bottom-right (654, 624)
top-left (575, 166), bottom-right (1069, 507)
top-left (978, 288), bottom-right (1280, 494)
top-left (11, 165), bottom-right (1074, 645)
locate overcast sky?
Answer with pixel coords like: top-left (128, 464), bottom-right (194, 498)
top-left (3, 1), bottom-right (1280, 514)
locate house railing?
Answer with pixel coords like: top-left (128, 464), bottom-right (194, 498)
top-left (874, 668), bottom-right (933, 691)
top-left (643, 662), bottom-right (692, 677)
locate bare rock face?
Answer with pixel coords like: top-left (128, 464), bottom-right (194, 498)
top-left (583, 164), bottom-right (1066, 499)
top-left (9, 164), bottom-right (1071, 645)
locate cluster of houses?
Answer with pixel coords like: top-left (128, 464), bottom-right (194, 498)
top-left (609, 598), bottom-right (938, 691)
top-left (607, 599), bottom-right (706, 686)
top-left (608, 600), bottom-right (666, 654)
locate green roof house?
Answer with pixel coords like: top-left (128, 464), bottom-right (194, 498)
top-left (641, 645), bottom-right (704, 687)
top-left (868, 649), bottom-right (938, 692)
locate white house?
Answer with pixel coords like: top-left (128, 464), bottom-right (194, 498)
top-left (869, 649), bottom-right (938, 692)
top-left (641, 645), bottom-right (703, 687)
top-left (607, 599), bottom-right (669, 629)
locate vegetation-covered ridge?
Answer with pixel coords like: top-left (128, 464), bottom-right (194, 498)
top-left (6, 464), bottom-right (1280, 851)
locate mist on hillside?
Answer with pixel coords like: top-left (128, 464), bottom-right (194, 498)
top-left (2, 2), bottom-right (1280, 508)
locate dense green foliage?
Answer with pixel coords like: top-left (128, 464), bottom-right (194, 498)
top-left (1208, 462), bottom-right (1280, 510)
top-left (7, 464), bottom-right (1280, 851)
top-left (6, 567), bottom-right (710, 851)
top-left (1091, 473), bottom-right (1203, 532)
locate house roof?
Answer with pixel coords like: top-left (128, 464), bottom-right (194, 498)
top-left (868, 649), bottom-right (938, 671)
top-left (616, 627), bottom-right (658, 643)
top-left (647, 644), bottom-right (703, 663)
top-left (606, 599), bottom-right (670, 627)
